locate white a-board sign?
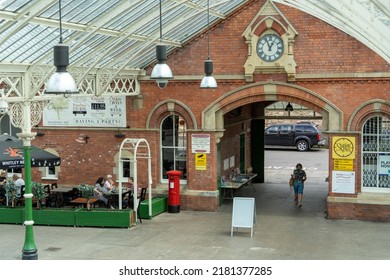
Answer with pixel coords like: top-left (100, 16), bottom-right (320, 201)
top-left (231, 197), bottom-right (256, 237)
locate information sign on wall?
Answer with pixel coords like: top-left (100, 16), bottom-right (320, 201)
top-left (334, 159), bottom-right (354, 171)
top-left (191, 134), bottom-right (210, 153)
top-left (332, 136), bottom-right (355, 159)
top-left (378, 155), bottom-right (390, 175)
top-left (331, 171), bottom-right (355, 194)
top-left (43, 96), bottom-right (126, 127)
top-left (195, 153), bottom-right (207, 170)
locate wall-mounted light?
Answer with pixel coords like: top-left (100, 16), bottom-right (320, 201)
top-left (45, 0), bottom-right (78, 95)
top-left (150, 0), bottom-right (173, 89)
top-left (34, 125), bottom-right (45, 136)
top-left (76, 134), bottom-right (89, 144)
top-left (285, 102), bottom-right (293, 112)
top-left (200, 0), bottom-right (217, 89)
top-left (115, 131), bottom-right (125, 138)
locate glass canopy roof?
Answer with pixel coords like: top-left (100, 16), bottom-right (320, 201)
top-left (0, 0), bottom-right (248, 70)
top-left (0, 0), bottom-right (389, 73)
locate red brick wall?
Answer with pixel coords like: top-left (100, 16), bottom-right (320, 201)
top-left (31, 0), bottom-right (389, 215)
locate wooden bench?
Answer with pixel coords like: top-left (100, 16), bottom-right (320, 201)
top-left (70, 197), bottom-right (98, 208)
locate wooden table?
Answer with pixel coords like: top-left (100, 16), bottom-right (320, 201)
top-left (220, 173), bottom-right (257, 199)
top-left (103, 189), bottom-right (131, 209)
top-left (70, 197), bottom-right (98, 208)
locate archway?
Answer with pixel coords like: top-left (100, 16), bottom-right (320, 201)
top-left (202, 81), bottom-right (342, 184)
top-left (202, 81), bottom-right (343, 134)
top-left (117, 138), bottom-right (152, 220)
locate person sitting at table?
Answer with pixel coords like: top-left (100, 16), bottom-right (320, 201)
top-left (94, 176), bottom-right (114, 209)
top-left (104, 174), bottom-right (115, 191)
top-left (0, 170), bottom-right (7, 186)
top-left (122, 177), bottom-right (134, 209)
top-left (12, 174), bottom-right (25, 196)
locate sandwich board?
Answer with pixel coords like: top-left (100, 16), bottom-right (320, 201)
top-left (231, 197), bottom-right (256, 237)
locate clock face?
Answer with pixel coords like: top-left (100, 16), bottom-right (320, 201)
top-left (256, 34), bottom-right (284, 62)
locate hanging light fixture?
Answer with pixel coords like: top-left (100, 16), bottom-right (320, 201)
top-left (200, 0), bottom-right (217, 89)
top-left (45, 0), bottom-right (78, 95)
top-left (150, 0), bottom-right (173, 89)
top-left (285, 102), bottom-right (293, 112)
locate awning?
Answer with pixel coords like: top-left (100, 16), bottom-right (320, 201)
top-left (0, 134), bottom-right (61, 169)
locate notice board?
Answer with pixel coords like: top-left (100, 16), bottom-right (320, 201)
top-left (231, 197), bottom-right (256, 237)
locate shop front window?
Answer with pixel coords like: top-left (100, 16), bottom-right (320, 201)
top-left (362, 116), bottom-right (390, 191)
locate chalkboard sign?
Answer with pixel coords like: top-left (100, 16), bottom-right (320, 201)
top-left (231, 197), bottom-right (256, 237)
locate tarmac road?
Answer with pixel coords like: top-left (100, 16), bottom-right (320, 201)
top-left (265, 147), bottom-right (329, 184)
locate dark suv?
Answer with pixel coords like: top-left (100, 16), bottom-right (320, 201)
top-left (264, 123), bottom-right (325, 151)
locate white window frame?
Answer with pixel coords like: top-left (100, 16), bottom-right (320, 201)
top-left (160, 114), bottom-right (187, 184)
top-left (361, 116), bottom-right (390, 193)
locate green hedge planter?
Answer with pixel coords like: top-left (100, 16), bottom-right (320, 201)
top-left (0, 207), bottom-right (24, 224)
top-left (139, 196), bottom-right (168, 219)
top-left (75, 208), bottom-right (134, 228)
top-left (32, 208), bottom-right (76, 226)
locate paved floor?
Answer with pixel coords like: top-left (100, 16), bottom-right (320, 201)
top-left (1, 179), bottom-right (390, 260)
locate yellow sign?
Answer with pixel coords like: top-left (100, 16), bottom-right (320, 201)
top-left (332, 136), bottom-right (355, 159)
top-left (334, 159), bottom-right (354, 171)
top-left (195, 153), bottom-right (207, 170)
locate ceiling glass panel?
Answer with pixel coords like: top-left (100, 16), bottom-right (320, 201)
top-left (0, 0), bottom-right (388, 74)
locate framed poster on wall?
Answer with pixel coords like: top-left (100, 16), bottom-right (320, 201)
top-left (331, 171), bottom-right (355, 194)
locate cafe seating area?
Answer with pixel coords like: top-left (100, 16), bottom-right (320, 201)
top-left (0, 183), bottom-right (169, 228)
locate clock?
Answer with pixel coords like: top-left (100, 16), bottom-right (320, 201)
top-left (256, 34), bottom-right (284, 62)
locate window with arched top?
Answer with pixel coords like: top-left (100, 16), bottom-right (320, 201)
top-left (362, 116), bottom-right (390, 192)
top-left (160, 114), bottom-right (187, 182)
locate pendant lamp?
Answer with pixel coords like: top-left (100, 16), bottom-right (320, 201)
top-left (45, 0), bottom-right (78, 95)
top-left (150, 0), bottom-right (173, 89)
top-left (285, 102), bottom-right (293, 112)
top-left (200, 0), bottom-right (217, 89)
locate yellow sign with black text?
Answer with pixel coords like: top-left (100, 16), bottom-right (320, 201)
top-left (334, 159), bottom-right (354, 171)
top-left (332, 136), bottom-right (355, 159)
top-left (195, 153), bottom-right (207, 170)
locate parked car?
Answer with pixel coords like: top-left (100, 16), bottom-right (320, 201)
top-left (264, 122), bottom-right (326, 151)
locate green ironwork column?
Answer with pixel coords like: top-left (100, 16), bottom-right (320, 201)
top-left (21, 133), bottom-right (38, 260)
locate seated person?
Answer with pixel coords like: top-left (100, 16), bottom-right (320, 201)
top-left (123, 177), bottom-right (134, 209)
top-left (94, 177), bottom-right (114, 209)
top-left (104, 174), bottom-right (115, 191)
top-left (12, 174), bottom-right (25, 196)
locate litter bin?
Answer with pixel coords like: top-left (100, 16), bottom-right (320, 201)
top-left (167, 170), bottom-right (182, 213)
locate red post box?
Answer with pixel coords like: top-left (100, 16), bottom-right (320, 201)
top-left (167, 170), bottom-right (182, 213)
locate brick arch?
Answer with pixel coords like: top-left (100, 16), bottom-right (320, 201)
top-left (146, 99), bottom-right (197, 129)
top-left (202, 81), bottom-right (343, 133)
top-left (347, 99), bottom-right (390, 131)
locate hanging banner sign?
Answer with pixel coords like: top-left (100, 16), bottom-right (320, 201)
top-left (378, 154), bottom-right (390, 175)
top-left (191, 134), bottom-right (210, 153)
top-left (195, 153), bottom-right (207, 170)
top-left (43, 96), bottom-right (127, 127)
top-left (332, 136), bottom-right (355, 159)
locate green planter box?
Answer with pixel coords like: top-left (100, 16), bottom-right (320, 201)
top-left (139, 196), bottom-right (168, 219)
top-left (75, 208), bottom-right (134, 228)
top-left (0, 207), bottom-right (24, 224)
top-left (32, 208), bottom-right (76, 226)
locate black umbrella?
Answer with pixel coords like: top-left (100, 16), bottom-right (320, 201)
top-left (0, 134), bottom-right (61, 169)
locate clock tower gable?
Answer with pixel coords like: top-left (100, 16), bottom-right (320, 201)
top-left (242, 0), bottom-right (298, 82)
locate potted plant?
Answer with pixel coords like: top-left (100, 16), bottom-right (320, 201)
top-left (77, 184), bottom-right (95, 211)
top-left (4, 181), bottom-right (20, 208)
top-left (32, 181), bottom-right (48, 209)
